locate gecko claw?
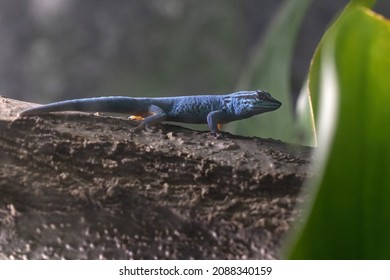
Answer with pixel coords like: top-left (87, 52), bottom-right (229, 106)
top-left (208, 131), bottom-right (226, 139)
top-left (130, 124), bottom-right (144, 133)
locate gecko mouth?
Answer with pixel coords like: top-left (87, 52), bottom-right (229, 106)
top-left (270, 100), bottom-right (282, 108)
top-left (259, 99), bottom-right (282, 110)
top-left (254, 100), bottom-right (281, 112)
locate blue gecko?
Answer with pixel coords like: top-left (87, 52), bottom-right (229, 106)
top-left (19, 90), bottom-right (281, 134)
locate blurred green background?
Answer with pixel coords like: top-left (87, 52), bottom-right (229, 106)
top-left (1, 0), bottom-right (389, 141)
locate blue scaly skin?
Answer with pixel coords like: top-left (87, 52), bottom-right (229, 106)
top-left (19, 90), bottom-right (281, 134)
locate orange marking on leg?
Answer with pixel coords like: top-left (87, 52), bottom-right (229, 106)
top-left (217, 124), bottom-right (222, 131)
top-left (129, 115), bottom-right (145, 121)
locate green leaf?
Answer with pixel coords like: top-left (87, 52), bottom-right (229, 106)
top-left (295, 79), bottom-right (317, 146)
top-left (350, 0), bottom-right (376, 8)
top-left (226, 0), bottom-right (312, 143)
top-left (286, 4), bottom-right (390, 259)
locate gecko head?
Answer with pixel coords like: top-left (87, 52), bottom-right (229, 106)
top-left (228, 90), bottom-right (281, 117)
top-left (253, 90), bottom-right (281, 112)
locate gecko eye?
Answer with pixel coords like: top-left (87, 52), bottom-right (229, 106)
top-left (256, 90), bottom-right (271, 99)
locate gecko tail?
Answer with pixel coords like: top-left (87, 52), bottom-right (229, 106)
top-left (18, 96), bottom-right (140, 116)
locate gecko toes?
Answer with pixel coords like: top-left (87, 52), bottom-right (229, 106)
top-left (207, 131), bottom-right (223, 139)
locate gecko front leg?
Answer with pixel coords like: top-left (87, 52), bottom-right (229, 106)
top-left (206, 110), bottom-right (226, 135)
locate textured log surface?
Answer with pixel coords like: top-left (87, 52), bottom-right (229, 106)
top-left (0, 96), bottom-right (312, 259)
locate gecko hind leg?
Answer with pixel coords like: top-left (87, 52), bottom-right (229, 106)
top-left (131, 105), bottom-right (167, 132)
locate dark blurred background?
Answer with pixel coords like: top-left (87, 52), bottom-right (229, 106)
top-left (1, 0), bottom-right (389, 104)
